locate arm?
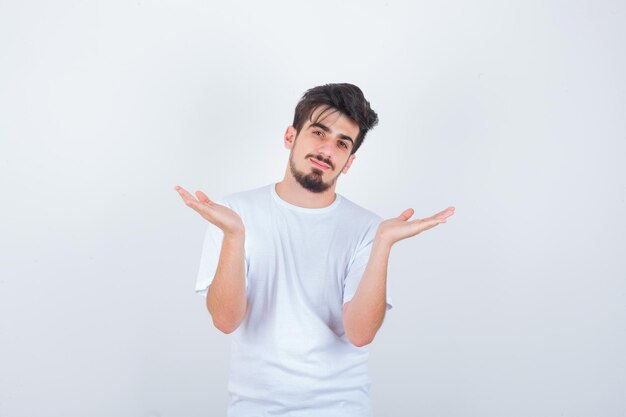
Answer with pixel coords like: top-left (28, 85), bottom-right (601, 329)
top-left (175, 185), bottom-right (247, 334)
top-left (207, 231), bottom-right (247, 334)
top-left (342, 234), bottom-right (391, 347)
top-left (343, 206), bottom-right (455, 347)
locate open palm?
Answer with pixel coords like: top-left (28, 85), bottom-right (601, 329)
top-left (377, 206), bottom-right (455, 245)
top-left (175, 185), bottom-right (244, 236)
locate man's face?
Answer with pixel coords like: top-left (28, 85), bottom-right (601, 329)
top-left (285, 106), bottom-right (360, 193)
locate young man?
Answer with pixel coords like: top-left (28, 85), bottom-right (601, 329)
top-left (176, 83), bottom-right (455, 416)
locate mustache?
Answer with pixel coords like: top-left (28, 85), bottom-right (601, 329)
top-left (307, 154), bottom-right (333, 170)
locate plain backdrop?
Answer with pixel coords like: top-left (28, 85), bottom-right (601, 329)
top-left (1, 1), bottom-right (625, 416)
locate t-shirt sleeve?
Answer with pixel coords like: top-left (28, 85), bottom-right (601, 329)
top-left (194, 208), bottom-right (248, 298)
top-left (342, 218), bottom-right (394, 311)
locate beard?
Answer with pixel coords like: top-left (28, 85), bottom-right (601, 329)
top-left (289, 153), bottom-right (338, 193)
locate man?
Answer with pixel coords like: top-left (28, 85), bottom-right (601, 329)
top-left (175, 83), bottom-right (455, 416)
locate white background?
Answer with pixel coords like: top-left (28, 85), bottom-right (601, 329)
top-left (1, 1), bottom-right (625, 416)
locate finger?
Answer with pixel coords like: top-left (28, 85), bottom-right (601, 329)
top-left (398, 208), bottom-right (414, 221)
top-left (175, 186), bottom-right (199, 206)
top-left (432, 206), bottom-right (455, 221)
top-left (195, 190), bottom-right (213, 204)
top-left (410, 217), bottom-right (443, 233)
top-left (176, 186), bottom-right (196, 201)
top-left (175, 185), bottom-right (191, 196)
top-left (435, 206), bottom-right (455, 216)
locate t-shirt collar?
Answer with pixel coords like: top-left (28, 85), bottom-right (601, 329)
top-left (270, 183), bottom-right (342, 214)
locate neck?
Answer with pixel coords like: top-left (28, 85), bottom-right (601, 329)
top-left (275, 170), bottom-right (337, 209)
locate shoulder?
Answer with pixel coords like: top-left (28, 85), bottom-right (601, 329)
top-left (218, 184), bottom-right (272, 207)
top-left (337, 193), bottom-right (383, 230)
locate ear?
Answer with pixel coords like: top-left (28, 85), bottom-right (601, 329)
top-left (284, 126), bottom-right (297, 150)
top-left (342, 154), bottom-right (356, 174)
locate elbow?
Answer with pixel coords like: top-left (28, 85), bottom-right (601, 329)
top-left (208, 307), bottom-right (245, 334)
top-left (347, 334), bottom-right (373, 347)
top-left (206, 294), bottom-right (247, 334)
top-left (212, 317), bottom-right (242, 334)
top-left (343, 306), bottom-right (376, 347)
top-left (214, 322), bottom-right (238, 334)
top-left (344, 327), bottom-right (374, 347)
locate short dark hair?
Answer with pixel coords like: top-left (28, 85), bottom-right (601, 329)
top-left (292, 83), bottom-right (379, 154)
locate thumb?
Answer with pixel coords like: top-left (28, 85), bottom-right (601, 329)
top-left (195, 190), bottom-right (212, 204)
top-left (398, 208), bottom-right (414, 221)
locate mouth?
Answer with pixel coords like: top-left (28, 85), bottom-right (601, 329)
top-left (310, 158), bottom-right (331, 170)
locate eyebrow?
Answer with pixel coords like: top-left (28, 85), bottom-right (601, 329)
top-left (309, 122), bottom-right (354, 145)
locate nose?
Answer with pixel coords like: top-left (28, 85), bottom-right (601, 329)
top-left (316, 139), bottom-right (334, 161)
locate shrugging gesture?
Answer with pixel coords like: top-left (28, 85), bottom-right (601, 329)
top-left (175, 185), bottom-right (245, 237)
top-left (376, 206), bottom-right (455, 245)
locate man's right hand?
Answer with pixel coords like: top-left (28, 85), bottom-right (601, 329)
top-left (175, 185), bottom-right (244, 237)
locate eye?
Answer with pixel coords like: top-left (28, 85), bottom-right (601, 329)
top-left (338, 141), bottom-right (348, 149)
top-left (312, 130), bottom-right (323, 136)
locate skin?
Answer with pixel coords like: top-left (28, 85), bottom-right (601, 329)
top-left (275, 105), bottom-right (358, 207)
top-left (175, 105), bottom-right (456, 344)
top-left (174, 186), bottom-right (246, 333)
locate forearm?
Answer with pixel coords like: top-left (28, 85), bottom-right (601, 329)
top-left (207, 232), bottom-right (247, 333)
top-left (343, 234), bottom-right (392, 347)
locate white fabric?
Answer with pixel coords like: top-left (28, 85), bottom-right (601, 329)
top-left (195, 183), bottom-right (393, 417)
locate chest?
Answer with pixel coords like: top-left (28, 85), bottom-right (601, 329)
top-left (243, 212), bottom-right (360, 299)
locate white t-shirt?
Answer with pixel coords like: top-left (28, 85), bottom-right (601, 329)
top-left (195, 183), bottom-right (393, 417)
